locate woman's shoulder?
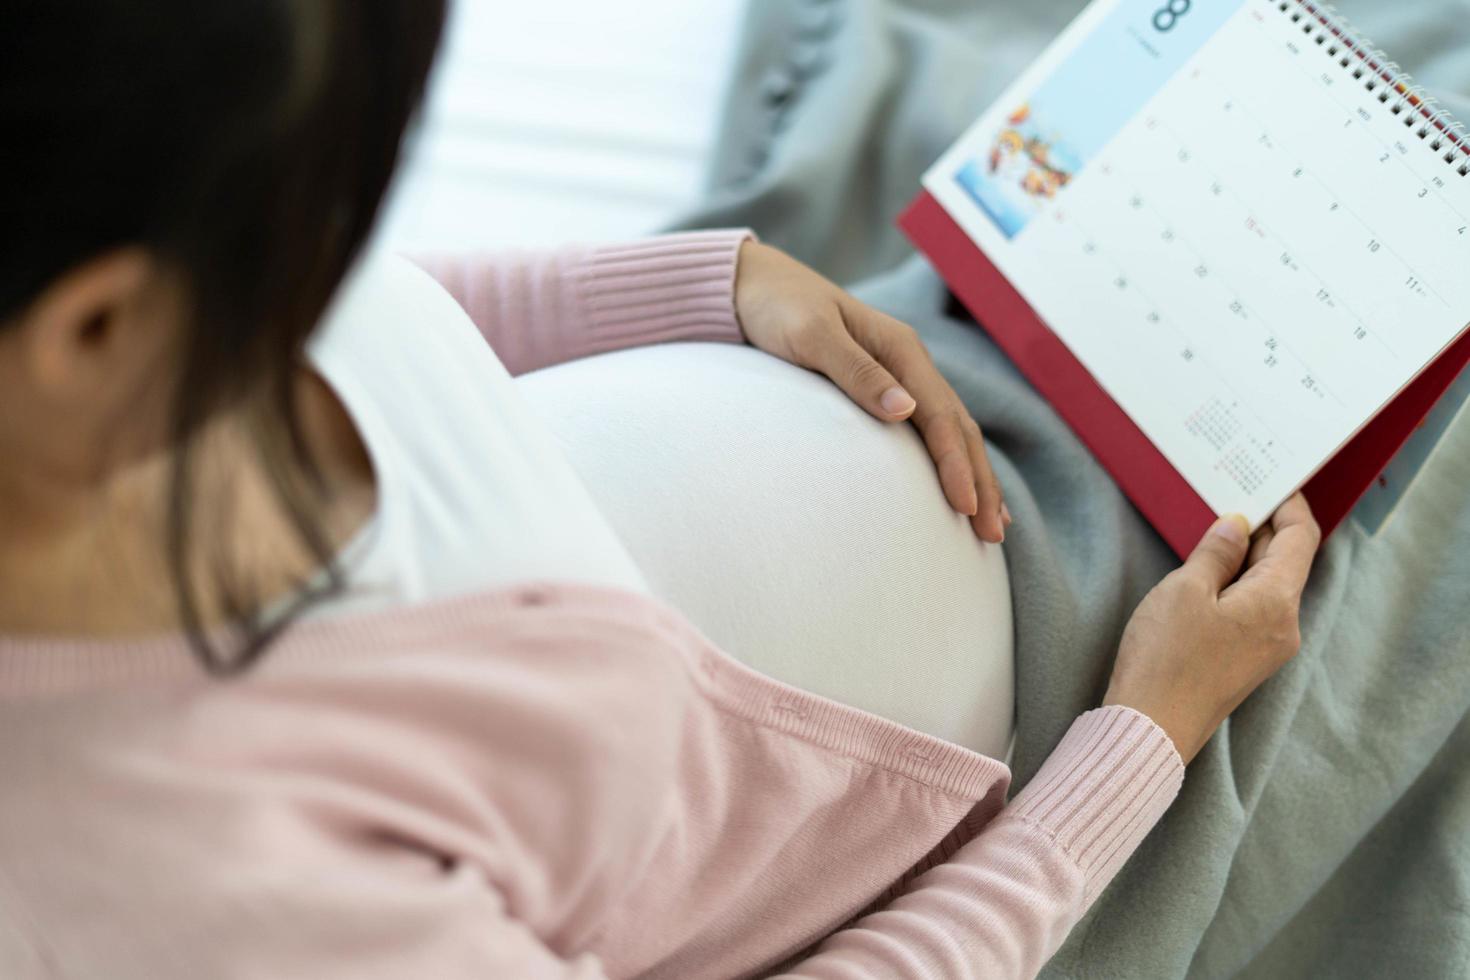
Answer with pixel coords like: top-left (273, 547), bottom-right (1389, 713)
top-left (310, 250), bottom-right (509, 393)
top-left (297, 249), bottom-right (651, 604)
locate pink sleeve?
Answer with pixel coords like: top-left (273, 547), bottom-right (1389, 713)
top-left (483, 707), bottom-right (1181, 979)
top-left (409, 229), bottom-right (754, 376)
top-left (775, 706), bottom-right (1183, 978)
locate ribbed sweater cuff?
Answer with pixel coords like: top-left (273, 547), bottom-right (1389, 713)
top-left (572, 229), bottom-right (754, 349)
top-left (1005, 706), bottom-right (1184, 905)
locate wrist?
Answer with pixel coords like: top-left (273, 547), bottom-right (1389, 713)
top-left (1100, 691), bottom-right (1206, 764)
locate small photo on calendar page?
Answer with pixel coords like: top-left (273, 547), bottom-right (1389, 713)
top-left (955, 105), bottom-right (1081, 238)
top-left (952, 0), bottom-right (1236, 239)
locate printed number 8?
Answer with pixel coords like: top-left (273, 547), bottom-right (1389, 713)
top-left (1153, 0), bottom-right (1192, 31)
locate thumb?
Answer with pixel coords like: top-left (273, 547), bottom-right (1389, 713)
top-left (821, 327), bottom-right (916, 422)
top-left (1185, 514), bottom-right (1251, 593)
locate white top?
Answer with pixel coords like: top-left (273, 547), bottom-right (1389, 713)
top-left (306, 252), bottom-right (650, 612)
top-left (306, 253), bottom-right (1015, 759)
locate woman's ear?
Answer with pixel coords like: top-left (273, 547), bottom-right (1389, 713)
top-left (0, 247), bottom-right (186, 476)
top-left (16, 248), bottom-right (164, 398)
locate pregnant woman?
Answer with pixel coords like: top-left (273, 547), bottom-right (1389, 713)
top-left (0, 2), bottom-right (1319, 977)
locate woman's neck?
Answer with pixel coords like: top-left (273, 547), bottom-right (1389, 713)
top-left (0, 370), bottom-right (376, 638)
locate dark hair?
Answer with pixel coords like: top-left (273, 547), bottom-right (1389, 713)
top-left (0, 1), bottom-right (446, 671)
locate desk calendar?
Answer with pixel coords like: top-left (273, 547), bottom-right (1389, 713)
top-left (901, 0), bottom-right (1470, 556)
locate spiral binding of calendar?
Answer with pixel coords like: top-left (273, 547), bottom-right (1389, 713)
top-left (1275, 0), bottom-right (1470, 176)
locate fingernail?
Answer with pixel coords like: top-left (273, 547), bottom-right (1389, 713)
top-left (1001, 502), bottom-right (1013, 526)
top-left (975, 512), bottom-right (1003, 544)
top-left (880, 386), bottom-right (916, 417)
top-left (1211, 514), bottom-right (1249, 546)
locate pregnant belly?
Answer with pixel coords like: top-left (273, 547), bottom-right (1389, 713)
top-left (515, 342), bottom-right (1015, 761)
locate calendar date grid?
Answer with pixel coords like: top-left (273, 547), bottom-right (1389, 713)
top-left (1095, 141), bottom-right (1346, 411)
top-left (1140, 109), bottom-right (1396, 378)
top-left (1060, 205), bottom-right (1296, 465)
top-left (1190, 32), bottom-right (1458, 315)
top-left (1144, 85), bottom-right (1411, 369)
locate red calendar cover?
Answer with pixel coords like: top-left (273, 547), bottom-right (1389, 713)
top-left (899, 0), bottom-right (1470, 559)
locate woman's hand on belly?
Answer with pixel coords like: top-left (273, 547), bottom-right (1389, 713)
top-left (734, 241), bottom-right (1011, 543)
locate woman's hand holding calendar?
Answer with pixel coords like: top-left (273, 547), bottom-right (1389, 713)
top-left (734, 240), bottom-right (1010, 544)
top-left (1104, 494), bottom-right (1322, 764)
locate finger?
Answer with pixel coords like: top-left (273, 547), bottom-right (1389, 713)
top-left (923, 409), bottom-right (980, 518)
top-left (805, 317), bottom-right (918, 423)
top-left (1246, 522), bottom-right (1275, 568)
top-left (963, 422), bottom-right (1007, 542)
top-left (1184, 513), bottom-right (1252, 593)
top-left (1233, 493), bottom-right (1320, 600)
top-left (840, 301), bottom-right (998, 525)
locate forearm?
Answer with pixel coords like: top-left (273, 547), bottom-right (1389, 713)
top-left (776, 706), bottom-right (1183, 979)
top-left (444, 710), bottom-right (1180, 980)
top-left (410, 230), bottom-right (752, 376)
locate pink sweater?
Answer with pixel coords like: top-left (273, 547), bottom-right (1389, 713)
top-left (0, 233), bottom-right (1184, 979)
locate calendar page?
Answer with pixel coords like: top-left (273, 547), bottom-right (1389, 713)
top-left (923, 0), bottom-right (1470, 529)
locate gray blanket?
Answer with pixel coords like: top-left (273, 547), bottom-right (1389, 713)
top-left (673, 1), bottom-right (1470, 976)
